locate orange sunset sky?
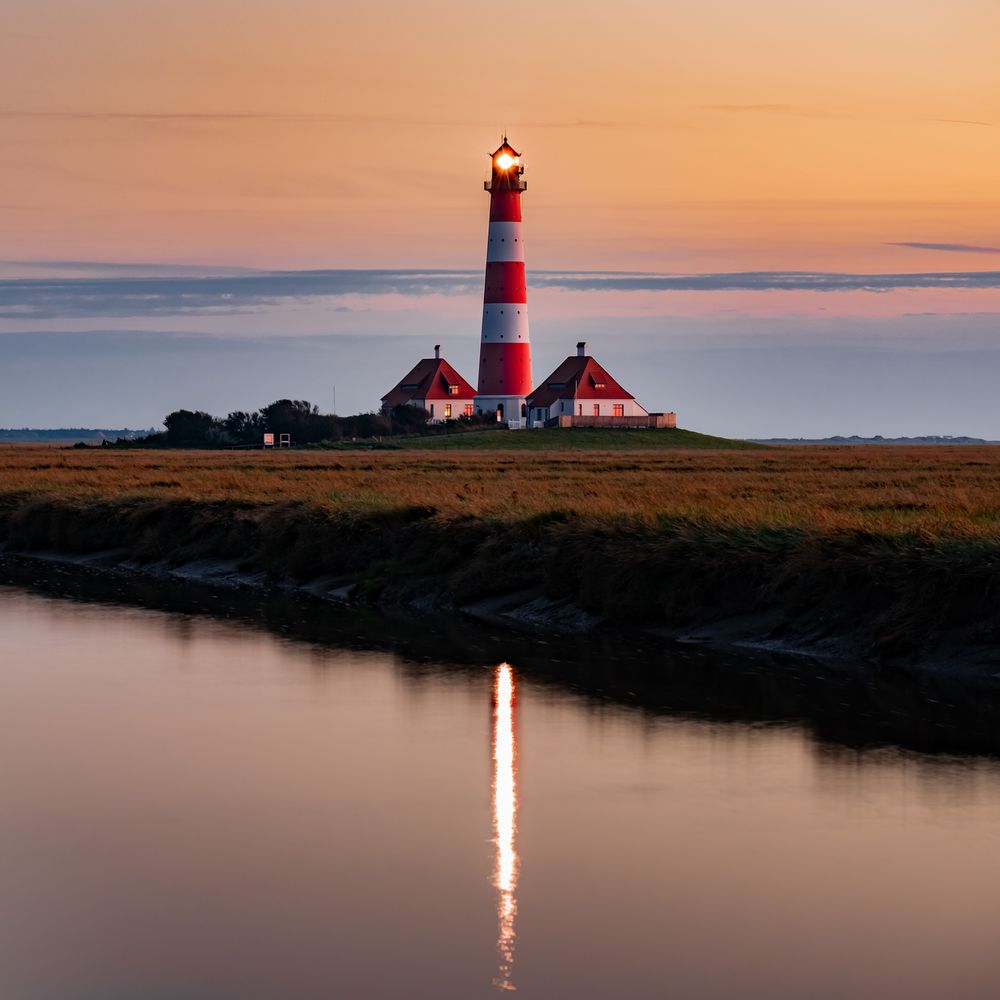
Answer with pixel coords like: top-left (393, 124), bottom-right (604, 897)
top-left (5, 0), bottom-right (999, 272)
top-left (2, 0), bottom-right (999, 435)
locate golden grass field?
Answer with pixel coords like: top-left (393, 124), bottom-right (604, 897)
top-left (2, 444), bottom-right (999, 538)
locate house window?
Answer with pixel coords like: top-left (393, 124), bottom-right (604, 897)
top-left (444, 403), bottom-right (452, 419)
top-left (613, 404), bottom-right (624, 417)
top-left (429, 404), bottom-right (434, 418)
top-left (448, 384), bottom-right (459, 396)
top-left (578, 404), bottom-right (583, 416)
top-left (463, 403), bottom-right (473, 417)
top-left (593, 404), bottom-right (600, 416)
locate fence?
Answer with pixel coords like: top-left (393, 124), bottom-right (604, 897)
top-left (553, 412), bottom-right (676, 429)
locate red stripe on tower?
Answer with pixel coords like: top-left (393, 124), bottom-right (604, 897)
top-left (475, 137), bottom-right (533, 427)
top-left (483, 262), bottom-right (527, 303)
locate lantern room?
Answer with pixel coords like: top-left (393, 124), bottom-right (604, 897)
top-left (485, 138), bottom-right (527, 193)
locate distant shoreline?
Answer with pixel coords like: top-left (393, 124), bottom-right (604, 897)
top-left (3, 429), bottom-right (998, 447)
top-left (0, 428), bottom-right (152, 444)
top-left (753, 435), bottom-right (999, 445)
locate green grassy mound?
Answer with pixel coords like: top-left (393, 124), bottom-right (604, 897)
top-left (398, 427), bottom-right (759, 451)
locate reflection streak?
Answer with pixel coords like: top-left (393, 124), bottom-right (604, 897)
top-left (492, 663), bottom-right (518, 991)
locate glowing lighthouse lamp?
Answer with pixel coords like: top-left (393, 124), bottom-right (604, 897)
top-left (475, 138), bottom-right (533, 428)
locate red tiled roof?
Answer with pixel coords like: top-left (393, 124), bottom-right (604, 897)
top-left (381, 358), bottom-right (476, 407)
top-left (526, 356), bottom-right (635, 408)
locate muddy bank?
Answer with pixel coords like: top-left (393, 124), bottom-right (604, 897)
top-left (0, 495), bottom-right (998, 677)
top-left (4, 551), bottom-right (1000, 758)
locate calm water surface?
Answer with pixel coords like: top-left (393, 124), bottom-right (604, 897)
top-left (2, 585), bottom-right (1000, 999)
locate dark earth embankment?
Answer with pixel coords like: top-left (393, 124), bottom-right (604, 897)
top-left (4, 553), bottom-right (1000, 757)
top-left (1, 493), bottom-right (998, 678)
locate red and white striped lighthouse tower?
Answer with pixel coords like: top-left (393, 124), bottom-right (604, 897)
top-left (476, 137), bottom-right (532, 426)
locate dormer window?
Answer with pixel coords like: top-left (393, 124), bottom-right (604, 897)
top-left (448, 384), bottom-right (460, 396)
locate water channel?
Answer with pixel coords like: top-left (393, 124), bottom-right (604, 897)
top-left (2, 578), bottom-right (999, 999)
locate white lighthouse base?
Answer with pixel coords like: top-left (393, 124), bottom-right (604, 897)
top-left (474, 395), bottom-right (529, 429)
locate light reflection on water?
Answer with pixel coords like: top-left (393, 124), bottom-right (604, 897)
top-left (492, 663), bottom-right (518, 991)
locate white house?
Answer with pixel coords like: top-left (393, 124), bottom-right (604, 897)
top-left (380, 346), bottom-right (477, 423)
top-left (525, 343), bottom-right (650, 426)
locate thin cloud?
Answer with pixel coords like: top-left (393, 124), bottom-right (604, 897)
top-left (0, 270), bottom-right (480, 319)
top-left (0, 109), bottom-right (620, 129)
top-left (706, 107), bottom-right (993, 128)
top-left (5, 268), bottom-right (1000, 320)
top-left (0, 111), bottom-right (411, 123)
top-left (519, 120), bottom-right (620, 129)
top-left (0, 259), bottom-right (262, 276)
top-left (923, 118), bottom-right (993, 128)
top-left (887, 242), bottom-right (1000, 255)
top-left (703, 104), bottom-right (850, 120)
top-left (706, 103), bottom-right (794, 113)
top-left (535, 271), bottom-right (1000, 292)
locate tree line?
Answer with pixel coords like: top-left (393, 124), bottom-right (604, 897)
top-left (124, 399), bottom-right (492, 447)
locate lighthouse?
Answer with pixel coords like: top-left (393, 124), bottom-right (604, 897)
top-left (476, 137), bottom-right (533, 427)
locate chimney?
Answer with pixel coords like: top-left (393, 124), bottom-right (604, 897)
top-left (434, 344), bottom-right (440, 359)
top-left (576, 341), bottom-right (587, 357)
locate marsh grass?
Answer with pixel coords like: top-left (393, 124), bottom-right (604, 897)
top-left (2, 444), bottom-right (999, 657)
top-left (1, 445), bottom-right (998, 537)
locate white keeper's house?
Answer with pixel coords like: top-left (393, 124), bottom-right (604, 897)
top-left (526, 342), bottom-right (673, 428)
top-left (380, 346), bottom-right (477, 423)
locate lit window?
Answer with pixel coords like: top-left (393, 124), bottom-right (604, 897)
top-left (613, 404), bottom-right (624, 417)
top-left (593, 404), bottom-right (600, 416)
top-left (464, 403), bottom-right (473, 417)
top-left (444, 403), bottom-right (452, 419)
top-left (449, 384), bottom-right (459, 395)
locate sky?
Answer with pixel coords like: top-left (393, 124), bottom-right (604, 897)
top-left (2, 0), bottom-right (999, 437)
